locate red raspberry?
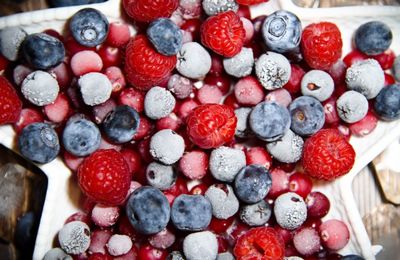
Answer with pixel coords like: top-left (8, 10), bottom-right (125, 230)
top-left (0, 76), bottom-right (22, 125)
top-left (236, 0), bottom-right (267, 5)
top-left (234, 227), bottom-right (285, 260)
top-left (124, 35), bottom-right (176, 91)
top-left (201, 11), bottom-right (246, 58)
top-left (77, 149), bottom-right (131, 206)
top-left (186, 104), bottom-right (237, 149)
top-left (302, 129), bottom-right (355, 180)
top-left (123, 0), bottom-right (178, 23)
top-left (301, 22), bottom-right (343, 70)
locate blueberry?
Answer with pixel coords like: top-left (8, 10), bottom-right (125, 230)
top-left (394, 55), bottom-right (400, 82)
top-left (146, 162), bottom-right (177, 190)
top-left (69, 8), bottom-right (109, 47)
top-left (249, 101), bottom-right (291, 142)
top-left (49, 0), bottom-right (107, 7)
top-left (262, 10), bottom-right (302, 53)
top-left (126, 186), bottom-right (170, 235)
top-left (234, 107), bottom-right (253, 139)
top-left (171, 194), bottom-right (212, 231)
top-left (43, 248), bottom-right (72, 260)
top-left (21, 33), bottom-right (65, 70)
top-left (204, 184), bottom-right (239, 219)
top-left (336, 91), bottom-right (368, 123)
top-left (18, 123), bottom-right (60, 164)
top-left (266, 129), bottom-right (303, 163)
top-left (202, 0), bottom-right (238, 16)
top-left (255, 52), bottom-right (291, 90)
top-left (274, 192), bottom-right (307, 230)
top-left (234, 165), bottom-right (272, 204)
top-left (62, 115), bottom-right (101, 157)
top-left (209, 146), bottom-right (246, 182)
top-left (0, 26), bottom-right (27, 61)
top-left (341, 255), bottom-right (365, 260)
top-left (289, 96), bottom-right (325, 136)
top-left (239, 200), bottom-right (271, 227)
top-left (103, 105), bottom-right (140, 144)
top-left (355, 21), bottom-right (392, 55)
top-left (374, 84), bottom-right (400, 121)
top-left (223, 47), bottom-right (254, 78)
top-left (147, 18), bottom-right (183, 56)
top-left (183, 231), bottom-right (218, 260)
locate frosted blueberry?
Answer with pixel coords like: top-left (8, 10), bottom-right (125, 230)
top-left (144, 86), bottom-right (176, 120)
top-left (146, 162), bottom-right (177, 190)
top-left (102, 105), bottom-right (140, 143)
top-left (147, 18), bottom-right (183, 56)
top-left (240, 200), bottom-right (272, 227)
top-left (106, 234), bottom-right (132, 256)
top-left (289, 96), bottom-right (325, 136)
top-left (177, 42), bottom-right (211, 79)
top-left (183, 231), bottom-right (218, 260)
top-left (336, 91), bottom-right (368, 123)
top-left (0, 26), bottom-right (27, 61)
top-left (43, 248), bottom-right (72, 260)
top-left (58, 221), bottom-right (91, 255)
top-left (255, 52), bottom-right (291, 90)
top-left (223, 47), bottom-right (254, 78)
top-left (301, 70), bottom-right (334, 102)
top-left (209, 146), bottom-right (246, 182)
top-left (21, 71), bottom-right (59, 106)
top-left (354, 21), bottom-right (392, 55)
top-left (150, 129), bottom-right (185, 165)
top-left (274, 192), bottom-right (307, 230)
top-left (374, 84), bottom-right (400, 121)
top-left (345, 59), bottom-right (384, 99)
top-left (266, 129), bottom-right (303, 163)
top-left (234, 107), bottom-right (253, 138)
top-left (78, 72), bottom-right (112, 106)
top-left (202, 0), bottom-right (239, 16)
top-left (205, 184), bottom-right (239, 219)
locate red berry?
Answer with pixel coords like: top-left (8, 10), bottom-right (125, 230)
top-left (337, 124), bottom-right (351, 141)
top-left (268, 168), bottom-right (289, 199)
top-left (245, 147), bottom-right (272, 169)
top-left (217, 235), bottom-right (229, 253)
top-left (105, 66), bottom-right (126, 95)
top-left (283, 64), bottom-right (305, 95)
top-left (306, 191), bottom-right (330, 219)
top-left (0, 76), bottom-right (22, 125)
top-left (13, 64), bottom-right (33, 86)
top-left (13, 108), bottom-right (44, 134)
top-left (201, 11), bottom-right (246, 58)
top-left (156, 113), bottom-right (182, 132)
top-left (138, 243), bottom-right (168, 260)
top-left (118, 87), bottom-right (145, 113)
top-left (88, 253), bottom-right (113, 260)
top-left (63, 151), bottom-right (85, 171)
top-left (223, 92), bottom-right (240, 109)
top-left (176, 98), bottom-right (199, 119)
top-left (301, 22), bottom-right (343, 70)
top-left (234, 227), bottom-right (285, 260)
top-left (186, 104), bottom-right (237, 149)
top-left (288, 172), bottom-right (313, 199)
top-left (65, 212), bottom-right (91, 226)
top-left (65, 36), bottom-right (96, 56)
top-left (349, 110), bottom-right (378, 137)
top-left (237, 0), bottom-right (267, 5)
top-left (118, 215), bottom-right (140, 242)
top-left (319, 219), bottom-right (350, 251)
top-left (322, 96), bottom-right (340, 126)
top-left (328, 59), bottom-right (347, 85)
top-left (209, 216), bottom-right (235, 234)
top-left (208, 53), bottom-right (224, 76)
top-left (43, 29), bottom-right (64, 41)
top-left (148, 229), bottom-right (176, 250)
top-left (123, 0), bottom-right (178, 23)
top-left (77, 149), bottom-right (131, 206)
top-left (43, 93), bottom-right (71, 123)
top-left (303, 218), bottom-right (322, 230)
top-left (124, 35), bottom-right (176, 91)
top-left (93, 99), bottom-right (118, 124)
top-left (274, 226), bottom-right (293, 245)
top-left (293, 227), bottom-right (321, 256)
top-left (165, 177), bottom-right (188, 197)
top-left (113, 246), bottom-right (139, 260)
top-left (234, 76), bottom-right (264, 106)
top-left (265, 88), bottom-right (292, 108)
top-left (71, 50), bottom-right (103, 76)
top-left (99, 136), bottom-right (122, 151)
top-left (196, 84), bottom-right (223, 104)
top-left (237, 4), bottom-right (251, 19)
top-left (179, 150), bottom-right (209, 180)
top-left (121, 148), bottom-right (142, 175)
top-left (133, 116), bottom-right (153, 140)
top-left (189, 183), bottom-right (209, 195)
top-left (106, 22), bottom-right (131, 48)
top-left (384, 72), bottom-right (395, 86)
top-left (370, 49), bottom-right (396, 70)
top-left (343, 49), bottom-right (367, 67)
top-left (228, 221), bottom-right (250, 245)
top-left (97, 45), bottom-right (122, 68)
top-left (302, 129), bottom-right (355, 181)
top-left (241, 17), bottom-right (255, 45)
top-left (181, 19), bottom-right (201, 42)
top-left (204, 73), bottom-right (232, 95)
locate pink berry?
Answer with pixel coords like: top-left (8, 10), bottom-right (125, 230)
top-left (293, 227), bottom-right (321, 256)
top-left (98, 45), bottom-right (122, 68)
top-left (209, 53), bottom-right (224, 76)
top-left (106, 22), bottom-right (131, 48)
top-left (265, 88), bottom-right (292, 107)
top-left (288, 172), bottom-right (313, 199)
top-left (43, 93), bottom-right (70, 123)
top-left (70, 50), bottom-right (103, 76)
top-left (13, 108), bottom-right (44, 134)
top-left (240, 17), bottom-right (254, 45)
top-left (176, 98), bottom-right (199, 119)
top-left (349, 110), bottom-right (378, 137)
top-left (138, 243), bottom-right (168, 260)
top-left (337, 124), bottom-right (351, 141)
top-left (283, 64), bottom-right (305, 95)
top-left (63, 151), bottom-right (85, 171)
top-left (306, 191), bottom-right (330, 219)
top-left (179, 0), bottom-right (202, 19)
top-left (328, 59), bottom-right (346, 85)
top-left (107, 234), bottom-right (133, 256)
top-left (89, 229), bottom-right (112, 255)
top-left (48, 62), bottom-right (72, 89)
top-left (179, 150), bottom-right (209, 180)
top-left (167, 74), bottom-right (193, 99)
top-left (274, 226), bottom-right (293, 245)
top-left (121, 148), bottom-right (142, 175)
top-left (118, 87), bottom-right (145, 113)
top-left (267, 168), bottom-right (289, 199)
top-left (204, 74), bottom-right (231, 95)
top-left (322, 96), bottom-right (340, 126)
top-left (133, 116), bottom-right (153, 141)
top-left (245, 147), bottom-right (272, 169)
top-left (156, 113), bottom-right (182, 132)
top-left (148, 228), bottom-right (176, 250)
top-left (234, 76), bottom-right (264, 106)
top-left (13, 64), bottom-right (33, 86)
top-left (91, 204), bottom-right (120, 227)
top-left (319, 219), bottom-right (350, 251)
top-left (99, 137), bottom-right (122, 151)
top-left (197, 84), bottom-right (223, 104)
top-left (104, 66), bottom-right (126, 94)
top-left (92, 98), bottom-right (117, 124)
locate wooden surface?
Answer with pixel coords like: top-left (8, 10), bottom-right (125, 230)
top-left (0, 0), bottom-right (48, 16)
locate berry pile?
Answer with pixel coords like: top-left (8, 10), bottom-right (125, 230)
top-left (0, 0), bottom-right (399, 259)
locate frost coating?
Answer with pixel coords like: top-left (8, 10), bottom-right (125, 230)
top-left (209, 146), bottom-right (246, 182)
top-left (150, 129), bottom-right (185, 165)
top-left (301, 70), bottom-right (334, 102)
top-left (202, 0), bottom-right (238, 16)
top-left (274, 192), bottom-right (307, 230)
top-left (21, 71), bottom-right (59, 106)
top-left (58, 221), bottom-right (91, 255)
top-left (255, 52), bottom-right (291, 90)
top-left (336, 90), bottom-right (369, 123)
top-left (240, 200), bottom-right (272, 226)
top-left (0, 26), bottom-right (27, 61)
top-left (266, 129), bottom-right (304, 163)
top-left (144, 86), bottom-right (176, 120)
top-left (234, 107), bottom-right (252, 138)
top-left (205, 184), bottom-right (239, 219)
top-left (43, 248), bottom-right (72, 260)
top-left (177, 42), bottom-right (211, 79)
top-left (223, 47), bottom-right (254, 78)
top-left (106, 234), bottom-right (132, 256)
top-left (78, 72), bottom-right (112, 106)
top-left (183, 231), bottom-right (218, 260)
top-left (146, 162), bottom-right (176, 190)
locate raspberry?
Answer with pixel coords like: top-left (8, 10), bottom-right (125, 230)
top-left (302, 129), bottom-right (355, 180)
top-left (0, 76), bottom-right (22, 125)
top-left (123, 0), bottom-right (179, 23)
top-left (301, 22), bottom-right (343, 70)
top-left (124, 35), bottom-right (176, 91)
top-left (186, 104), bottom-right (237, 149)
top-left (233, 227), bottom-right (285, 260)
top-left (77, 149), bottom-right (131, 206)
top-left (236, 0), bottom-right (267, 5)
top-left (201, 11), bottom-right (245, 58)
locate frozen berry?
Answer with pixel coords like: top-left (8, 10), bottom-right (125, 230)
top-left (234, 107), bottom-right (252, 138)
top-left (71, 50), bottom-right (103, 76)
top-left (205, 184), bottom-right (239, 219)
top-left (306, 191), bottom-right (330, 218)
top-left (103, 105), bottom-right (140, 143)
top-left (223, 47), bottom-right (254, 78)
top-left (239, 200), bottom-right (271, 227)
top-left (301, 70), bottom-right (334, 102)
top-left (255, 51), bottom-right (291, 90)
top-left (288, 172), bottom-right (313, 199)
top-left (146, 162), bottom-right (177, 190)
top-left (107, 234), bottom-right (132, 256)
top-left (319, 219), bottom-right (350, 251)
top-left (150, 129), bottom-right (185, 164)
top-left (209, 146), bottom-right (246, 182)
top-left (274, 192), bottom-right (307, 230)
top-left (58, 221), bottom-right (91, 255)
top-left (106, 22), bottom-right (131, 47)
top-left (0, 26), bottom-right (27, 61)
top-left (21, 70), bottom-right (59, 106)
top-left (147, 18), bottom-right (183, 56)
top-left (266, 129), bottom-right (303, 164)
top-left (176, 42), bottom-right (211, 79)
top-left (167, 74), bottom-right (193, 99)
top-left (78, 72), bottom-right (112, 106)
top-left (123, 0), bottom-right (178, 23)
top-left (202, 0), bottom-right (238, 16)
top-left (265, 88), bottom-right (292, 108)
top-left (374, 84), bottom-right (400, 121)
top-left (91, 204), bottom-right (120, 227)
top-left (289, 96), bottom-right (325, 136)
top-left (354, 21), bottom-right (392, 55)
top-left (183, 231), bottom-right (218, 260)
top-left (179, 150), bottom-right (208, 180)
top-left (293, 227), bottom-right (321, 256)
top-left (336, 90), bottom-right (368, 123)
top-left (144, 86), bottom-right (176, 120)
top-left (234, 75), bottom-right (264, 106)
top-left (268, 168), bottom-right (290, 199)
top-left (43, 248), bottom-right (71, 260)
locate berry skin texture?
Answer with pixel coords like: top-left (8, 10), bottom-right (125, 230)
top-left (58, 221), bottom-right (91, 255)
top-left (233, 227), bottom-right (285, 260)
top-left (22, 70), bottom-right (60, 107)
top-left (319, 219), bottom-right (350, 251)
top-left (289, 96), bottom-right (325, 136)
top-left (103, 105), bottom-right (140, 144)
top-left (302, 129), bottom-right (355, 180)
top-left (183, 231), bottom-right (218, 260)
top-left (123, 0), bottom-right (178, 23)
top-left (202, 0), bottom-right (238, 17)
top-left (78, 72), bottom-right (112, 106)
top-left (274, 192), bottom-right (307, 230)
top-left (266, 129), bottom-right (304, 164)
top-left (144, 86), bottom-right (176, 120)
top-left (201, 11), bottom-right (246, 58)
top-left (43, 248), bottom-right (71, 260)
top-left (301, 22), bottom-right (343, 70)
top-left (0, 26), bottom-right (27, 61)
top-left (124, 35), bottom-right (176, 91)
top-left (355, 21), bottom-right (392, 56)
top-left (239, 200), bottom-right (271, 227)
top-left (204, 184), bottom-right (239, 219)
top-left (77, 149), bottom-right (131, 206)
top-left (374, 84), bottom-right (400, 121)
top-left (255, 51), bottom-right (291, 90)
top-left (150, 129), bottom-right (185, 165)
top-left (0, 76), bottom-right (22, 125)
top-left (209, 146), bottom-right (246, 182)
top-left (106, 22), bottom-right (131, 48)
top-left (147, 18), bottom-right (183, 56)
top-left (301, 70), bottom-right (334, 102)
top-left (186, 104), bottom-right (237, 149)
top-left (336, 90), bottom-right (369, 123)
top-left (176, 42), bottom-right (212, 79)
top-left (293, 227), bottom-right (321, 256)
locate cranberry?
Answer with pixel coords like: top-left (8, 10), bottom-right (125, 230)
top-left (65, 36), bottom-right (96, 56)
top-left (70, 50), bottom-right (103, 76)
top-left (181, 19), bottom-right (201, 41)
top-left (189, 183), bottom-right (209, 195)
top-left (285, 243), bottom-right (300, 257)
top-left (133, 116), bottom-right (153, 141)
top-left (333, 83), bottom-right (347, 98)
top-left (88, 253), bottom-right (113, 260)
top-left (306, 191), bottom-right (330, 219)
top-left (165, 177), bottom-right (189, 197)
top-left (293, 227), bottom-right (321, 256)
top-left (370, 49), bottom-right (396, 70)
top-left (337, 124), bottom-right (351, 141)
top-left (138, 244), bottom-right (168, 260)
top-left (104, 66), bottom-right (126, 95)
top-left (252, 15), bottom-right (267, 38)
top-left (319, 219), bottom-right (350, 251)
top-left (343, 49), bottom-right (368, 67)
top-left (137, 138), bottom-right (153, 163)
top-left (106, 22), bottom-right (131, 48)
top-left (118, 87), bottom-right (145, 113)
top-left (197, 84), bottom-right (223, 104)
top-left (322, 96), bottom-right (340, 126)
top-left (245, 147), bottom-right (273, 169)
top-left (283, 64), bottom-right (305, 95)
top-left (13, 64), bottom-right (33, 86)
top-left (121, 148), bottom-right (142, 175)
top-left (234, 76), bottom-right (265, 106)
top-left (148, 229), bottom-right (176, 250)
top-left (349, 110), bottom-right (378, 137)
top-left (156, 113), bottom-right (182, 132)
top-left (0, 54), bottom-right (8, 72)
top-left (241, 17), bottom-right (255, 45)
top-left (208, 53), bottom-right (224, 76)
top-left (289, 172), bottom-right (313, 198)
top-left (209, 216), bottom-right (235, 234)
top-left (179, 150), bottom-right (209, 180)
top-left (92, 99), bottom-right (118, 124)
top-left (48, 62), bottom-right (72, 89)
top-left (204, 74), bottom-right (231, 95)
top-left (268, 168), bottom-right (290, 199)
top-left (328, 59), bottom-right (347, 84)
top-left (114, 246), bottom-right (138, 260)
top-left (43, 93), bottom-right (71, 123)
top-left (237, 4), bottom-right (251, 19)
top-left (65, 212), bottom-right (91, 226)
top-left (217, 235), bottom-right (229, 253)
top-left (265, 88), bottom-right (292, 107)
top-left (88, 229), bottom-right (112, 255)
top-left (43, 29), bottom-right (64, 41)
top-left (223, 92), bottom-right (240, 109)
top-left (118, 215), bottom-right (140, 242)
top-left (97, 45), bottom-right (122, 68)
top-left (303, 218), bottom-right (322, 230)
top-left (14, 108), bottom-right (44, 134)
top-left (384, 73), bottom-right (395, 86)
top-left (227, 221), bottom-right (250, 246)
top-left (274, 226), bottom-right (293, 245)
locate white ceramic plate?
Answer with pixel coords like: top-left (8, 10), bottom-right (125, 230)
top-left (0, 0), bottom-right (400, 259)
